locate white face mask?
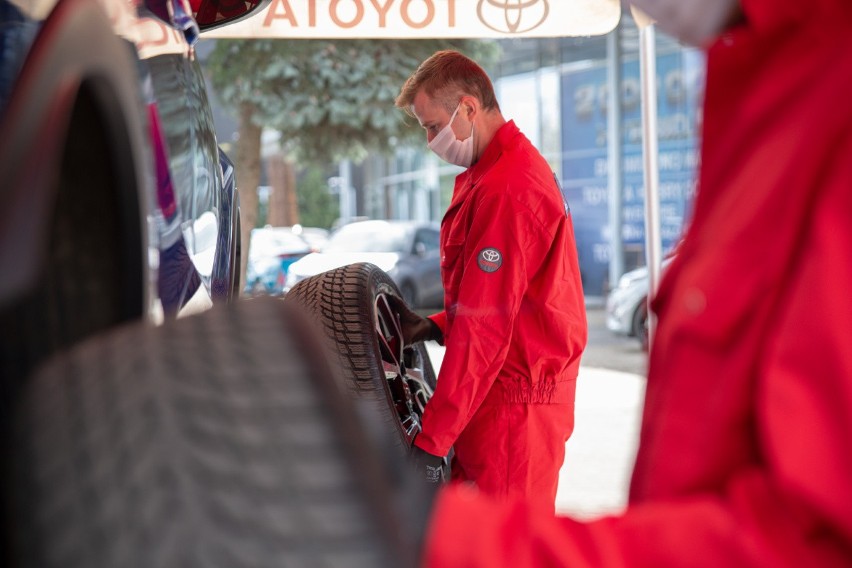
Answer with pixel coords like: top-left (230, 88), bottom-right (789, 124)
top-left (428, 104), bottom-right (474, 168)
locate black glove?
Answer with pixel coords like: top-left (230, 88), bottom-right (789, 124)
top-left (410, 443), bottom-right (445, 485)
top-left (385, 295), bottom-right (443, 346)
top-left (405, 442), bottom-right (446, 566)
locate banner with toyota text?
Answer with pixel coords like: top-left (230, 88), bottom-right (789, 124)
top-left (204, 0), bottom-right (620, 39)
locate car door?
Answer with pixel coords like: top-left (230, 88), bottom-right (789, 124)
top-left (411, 226), bottom-right (443, 307)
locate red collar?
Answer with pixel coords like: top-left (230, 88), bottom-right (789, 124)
top-left (446, 121), bottom-right (518, 214)
top-left (470, 120), bottom-right (517, 178)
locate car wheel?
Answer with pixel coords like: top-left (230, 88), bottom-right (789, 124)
top-left (285, 263), bottom-right (439, 459)
top-left (0, 0), bottom-right (148, 404)
top-left (633, 298), bottom-right (650, 351)
top-left (0, 88), bottom-right (144, 403)
top-left (6, 297), bottom-right (424, 567)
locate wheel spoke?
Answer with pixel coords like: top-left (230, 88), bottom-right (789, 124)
top-left (374, 293), bottom-right (404, 371)
top-left (373, 292), bottom-right (436, 445)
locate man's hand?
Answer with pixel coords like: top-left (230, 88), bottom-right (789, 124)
top-left (385, 295), bottom-right (443, 346)
top-left (410, 444), bottom-right (446, 485)
top-left (404, 442), bottom-right (446, 563)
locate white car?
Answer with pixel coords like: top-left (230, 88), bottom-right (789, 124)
top-left (244, 227), bottom-right (317, 296)
top-left (605, 257), bottom-right (674, 349)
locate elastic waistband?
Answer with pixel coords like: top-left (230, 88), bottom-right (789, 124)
top-left (492, 366), bottom-right (579, 404)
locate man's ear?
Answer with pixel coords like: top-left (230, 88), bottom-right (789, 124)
top-left (459, 96), bottom-right (479, 122)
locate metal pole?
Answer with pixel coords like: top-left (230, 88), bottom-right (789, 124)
top-left (339, 159), bottom-right (352, 225)
top-left (639, 23), bottom-right (663, 349)
top-left (606, 23), bottom-right (624, 294)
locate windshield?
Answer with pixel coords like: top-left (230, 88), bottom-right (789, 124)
top-left (322, 222), bottom-right (410, 253)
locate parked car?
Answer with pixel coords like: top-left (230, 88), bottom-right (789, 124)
top-left (244, 226), bottom-right (316, 295)
top-left (605, 256), bottom-right (675, 350)
top-left (0, 0), bottom-right (267, 395)
top-left (290, 223), bottom-right (330, 251)
top-left (285, 219), bottom-right (444, 308)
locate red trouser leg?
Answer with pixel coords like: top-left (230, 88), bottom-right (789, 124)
top-left (450, 398), bottom-right (574, 513)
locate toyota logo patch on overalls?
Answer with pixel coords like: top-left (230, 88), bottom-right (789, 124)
top-left (477, 248), bottom-right (503, 272)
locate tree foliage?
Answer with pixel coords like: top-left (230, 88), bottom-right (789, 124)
top-left (205, 38), bottom-right (500, 164)
top-left (296, 166), bottom-right (339, 229)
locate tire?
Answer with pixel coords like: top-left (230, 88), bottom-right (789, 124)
top-left (632, 298), bottom-right (650, 351)
top-left (5, 297), bottom-right (422, 568)
top-left (0, 0), bottom-right (148, 407)
top-left (0, 84), bottom-right (143, 410)
top-left (284, 263), bottom-right (438, 459)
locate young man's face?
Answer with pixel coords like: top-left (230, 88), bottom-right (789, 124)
top-left (411, 90), bottom-right (464, 145)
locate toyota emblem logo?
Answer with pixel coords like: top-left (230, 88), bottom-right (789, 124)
top-left (477, 0), bottom-right (550, 34)
top-left (477, 247), bottom-right (503, 273)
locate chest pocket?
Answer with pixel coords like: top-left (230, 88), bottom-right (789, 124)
top-left (441, 240), bottom-right (465, 278)
top-left (439, 240), bottom-right (465, 322)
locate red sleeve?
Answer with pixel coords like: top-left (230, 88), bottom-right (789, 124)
top-left (425, 184), bottom-right (852, 564)
top-left (758, 149), bottom-right (852, 548)
top-left (428, 474), bottom-right (839, 567)
top-left (739, 0), bottom-right (852, 34)
top-left (430, 248), bottom-right (852, 566)
top-left (427, 311), bottom-right (447, 336)
top-left (423, 484), bottom-right (628, 567)
top-left (414, 191), bottom-right (551, 457)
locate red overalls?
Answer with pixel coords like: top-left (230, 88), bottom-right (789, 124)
top-left (414, 121), bottom-right (587, 511)
top-left (423, 1), bottom-right (852, 566)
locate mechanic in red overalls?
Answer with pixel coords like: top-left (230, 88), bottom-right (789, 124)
top-left (391, 50), bottom-right (587, 512)
top-left (417, 1), bottom-right (852, 566)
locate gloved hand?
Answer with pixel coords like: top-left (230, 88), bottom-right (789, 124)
top-left (410, 443), bottom-right (445, 485)
top-left (405, 441), bottom-right (446, 565)
top-left (384, 295), bottom-right (443, 346)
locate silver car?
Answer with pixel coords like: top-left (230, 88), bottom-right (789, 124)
top-left (605, 257), bottom-right (674, 349)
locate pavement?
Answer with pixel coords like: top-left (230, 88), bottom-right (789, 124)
top-left (555, 366), bottom-right (644, 518)
top-left (424, 306), bottom-right (647, 519)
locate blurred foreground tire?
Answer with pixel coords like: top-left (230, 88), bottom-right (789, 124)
top-left (5, 297), bottom-right (421, 568)
top-left (285, 263), bottom-right (439, 461)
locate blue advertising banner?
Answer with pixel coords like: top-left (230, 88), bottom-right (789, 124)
top-left (561, 49), bottom-right (705, 297)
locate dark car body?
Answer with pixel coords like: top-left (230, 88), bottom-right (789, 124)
top-left (0, 0), bottom-right (266, 396)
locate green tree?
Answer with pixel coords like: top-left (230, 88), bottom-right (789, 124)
top-left (204, 38), bottom-right (499, 291)
top-left (297, 166), bottom-right (338, 229)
